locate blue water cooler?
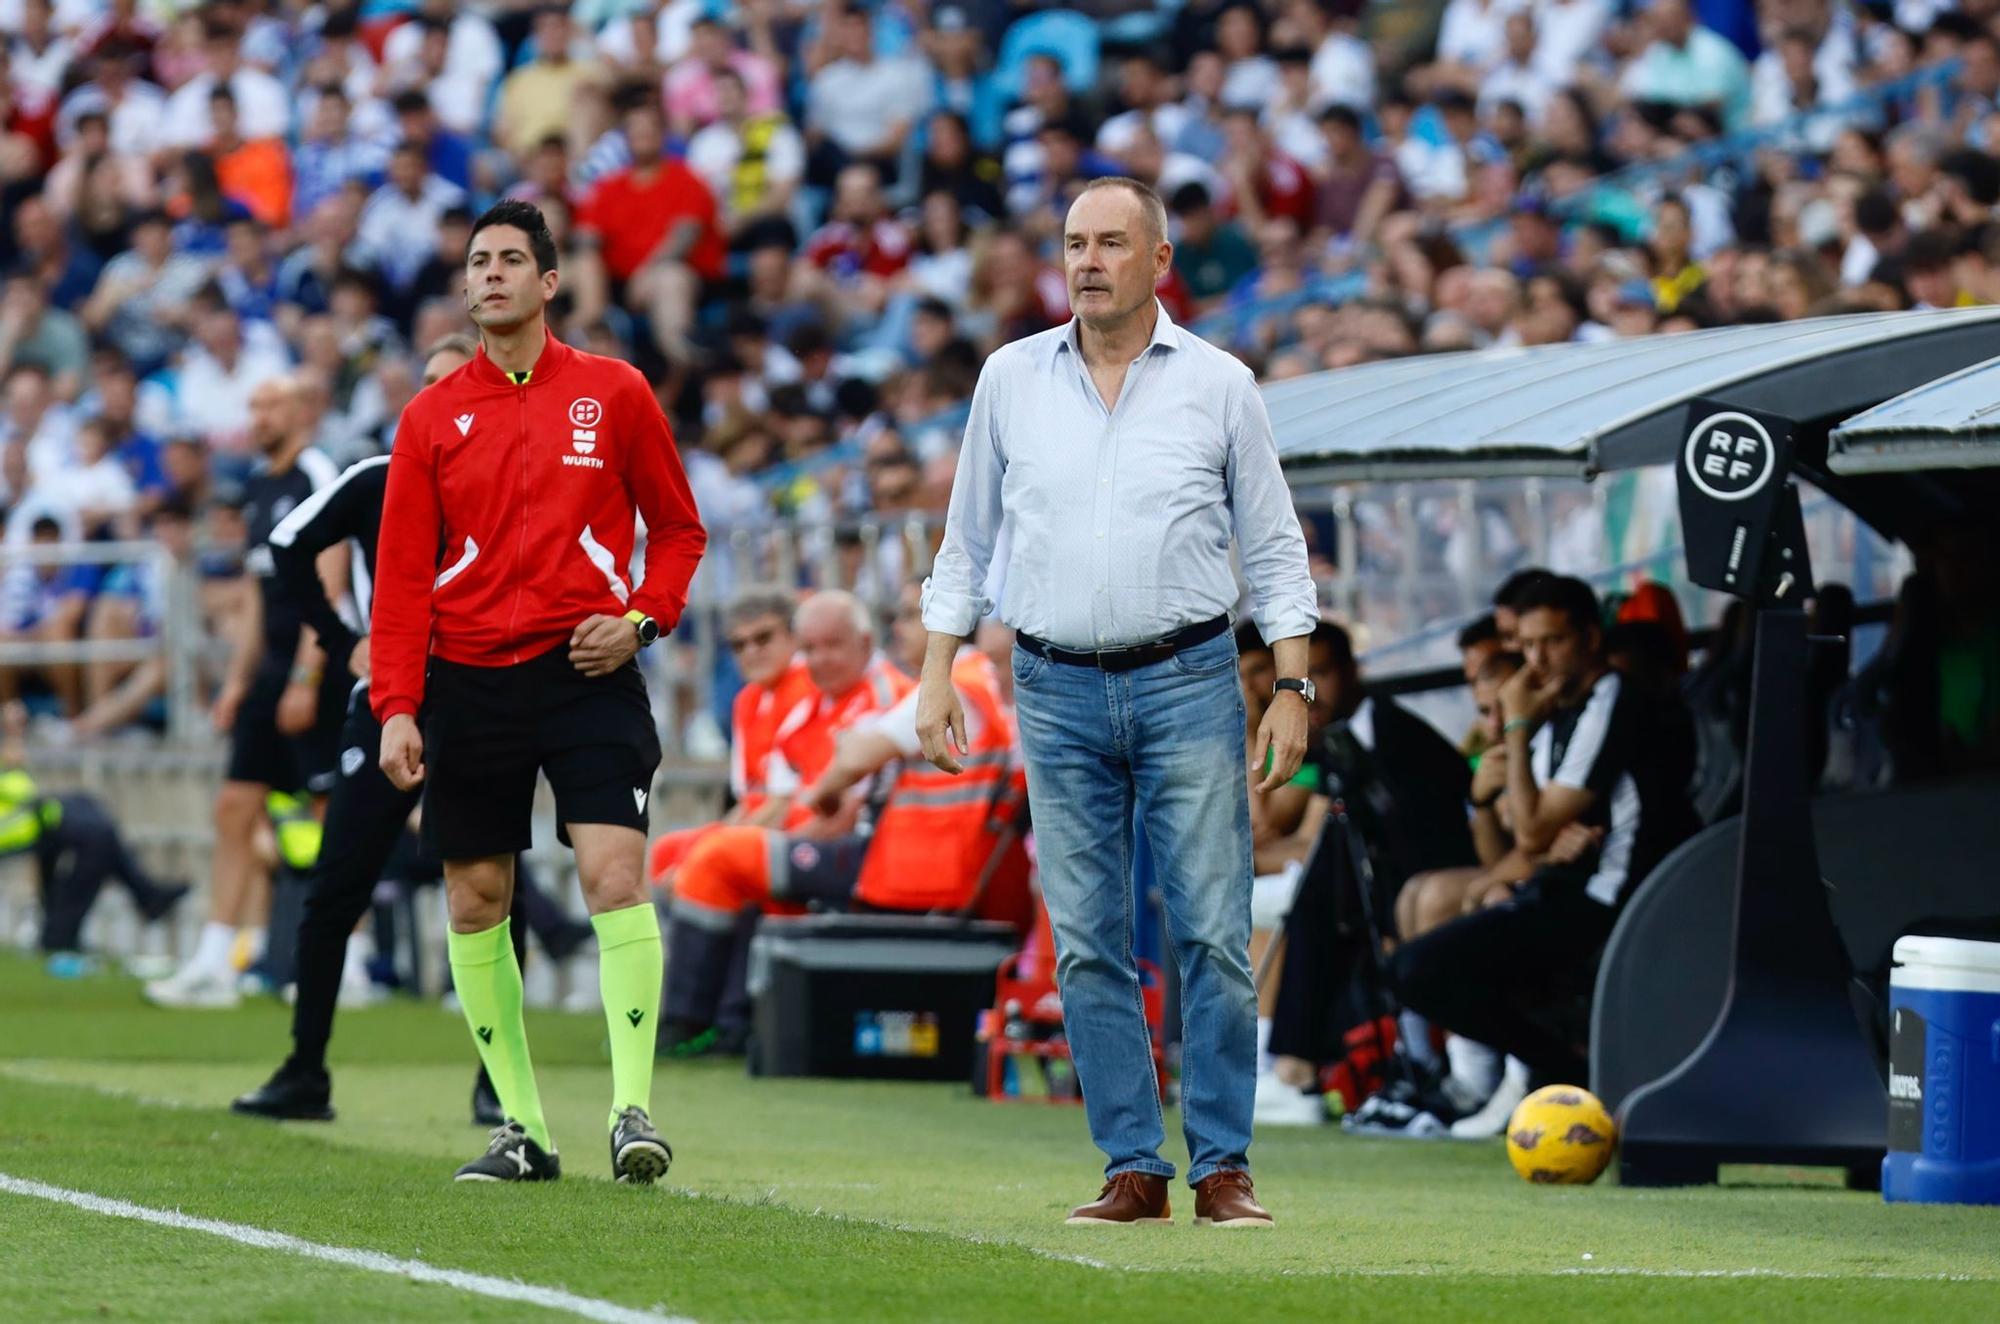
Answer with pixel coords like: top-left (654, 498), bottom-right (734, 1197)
top-left (1882, 936), bottom-right (2000, 1205)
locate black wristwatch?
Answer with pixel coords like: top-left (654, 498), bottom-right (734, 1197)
top-left (624, 609), bottom-right (660, 647)
top-left (1274, 677), bottom-right (1316, 705)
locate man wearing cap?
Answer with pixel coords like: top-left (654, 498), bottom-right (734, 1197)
top-left (917, 176), bottom-right (1316, 1228)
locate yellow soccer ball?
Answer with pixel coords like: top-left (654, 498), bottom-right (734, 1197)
top-left (1506, 1084), bottom-right (1617, 1185)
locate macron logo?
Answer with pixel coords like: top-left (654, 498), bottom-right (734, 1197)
top-left (454, 413), bottom-right (474, 436)
top-left (633, 788), bottom-right (648, 814)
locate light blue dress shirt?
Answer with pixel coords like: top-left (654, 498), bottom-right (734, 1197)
top-left (921, 302), bottom-right (1317, 651)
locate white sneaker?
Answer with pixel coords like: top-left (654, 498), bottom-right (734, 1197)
top-left (143, 964), bottom-right (241, 1010)
top-left (1253, 1070), bottom-right (1326, 1126)
top-left (1445, 1035), bottom-right (1502, 1099)
top-left (1449, 1056), bottom-right (1532, 1139)
top-left (337, 968), bottom-right (382, 1009)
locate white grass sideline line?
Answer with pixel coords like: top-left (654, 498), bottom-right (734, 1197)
top-left (7, 1070), bottom-right (1990, 1288)
top-left (0, 1172), bottom-right (692, 1324)
top-left (688, 1188), bottom-right (1989, 1282)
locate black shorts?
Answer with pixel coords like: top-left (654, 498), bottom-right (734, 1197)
top-left (420, 644), bottom-right (662, 861)
top-left (226, 665), bottom-right (353, 796)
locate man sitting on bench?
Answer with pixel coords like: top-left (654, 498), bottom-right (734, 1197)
top-left (661, 645), bottom-right (1019, 1051)
top-left (1391, 575), bottom-right (1698, 1097)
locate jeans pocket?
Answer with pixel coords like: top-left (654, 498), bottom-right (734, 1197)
top-left (1012, 646), bottom-right (1049, 687)
top-left (1169, 631), bottom-right (1238, 678)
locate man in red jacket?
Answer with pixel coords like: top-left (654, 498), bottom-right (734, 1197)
top-left (371, 199), bottom-right (706, 1186)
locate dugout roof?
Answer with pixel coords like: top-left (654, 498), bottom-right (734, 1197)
top-left (1829, 351), bottom-right (2000, 474)
top-left (1269, 308), bottom-right (2000, 485)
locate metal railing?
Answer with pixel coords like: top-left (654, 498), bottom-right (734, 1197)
top-left (0, 539), bottom-right (213, 743)
top-left (7, 476), bottom-right (1912, 761)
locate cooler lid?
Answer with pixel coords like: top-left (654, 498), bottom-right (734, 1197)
top-left (1892, 934), bottom-right (2000, 976)
top-left (763, 937), bottom-right (1016, 974)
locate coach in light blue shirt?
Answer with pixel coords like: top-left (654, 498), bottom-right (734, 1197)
top-left (916, 177), bottom-right (1317, 1229)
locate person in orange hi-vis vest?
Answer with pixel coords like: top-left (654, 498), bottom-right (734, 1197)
top-left (758, 596), bottom-right (912, 822)
top-left (645, 587), bottom-right (815, 890)
top-left (655, 590), bottom-right (910, 1054)
top-left (660, 646), bottom-right (1014, 1054)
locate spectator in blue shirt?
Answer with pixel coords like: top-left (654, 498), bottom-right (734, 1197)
top-left (291, 86), bottom-right (388, 223)
top-left (390, 90), bottom-right (474, 192)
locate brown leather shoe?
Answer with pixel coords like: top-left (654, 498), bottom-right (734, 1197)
top-left (1065, 1171), bottom-right (1172, 1225)
top-left (1193, 1169), bottom-right (1274, 1228)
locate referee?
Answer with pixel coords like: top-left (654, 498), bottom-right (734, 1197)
top-left (231, 334), bottom-right (540, 1124)
top-left (371, 201), bottom-right (706, 1185)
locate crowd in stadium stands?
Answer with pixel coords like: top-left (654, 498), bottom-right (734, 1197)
top-left (2, 0), bottom-right (2000, 738)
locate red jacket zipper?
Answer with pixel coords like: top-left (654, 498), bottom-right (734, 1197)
top-left (507, 379), bottom-right (528, 663)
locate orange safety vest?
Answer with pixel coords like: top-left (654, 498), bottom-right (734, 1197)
top-left (729, 656), bottom-right (816, 818)
top-left (855, 651), bottom-right (1017, 912)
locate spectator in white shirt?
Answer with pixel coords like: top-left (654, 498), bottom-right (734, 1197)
top-left (805, 6), bottom-right (933, 188)
top-left (1437, 0), bottom-right (1526, 74)
top-left (56, 42), bottom-right (165, 159)
top-left (1095, 52), bottom-right (1193, 161)
top-left (1264, 47), bottom-right (1329, 168)
top-left (1306, 4), bottom-right (1377, 112)
top-left (1217, 2), bottom-right (1279, 110)
top-left (160, 16), bottom-right (289, 149)
top-left (1751, 16), bottom-right (1857, 130)
top-left (135, 288), bottom-right (292, 452)
top-left (355, 142), bottom-right (467, 293)
top-left (591, 0), bottom-right (705, 70)
top-left (1, 361), bottom-right (76, 491)
top-left (381, 0), bottom-right (503, 124)
top-left (380, 14), bottom-right (493, 138)
top-left (9, 0), bottom-right (72, 101)
top-left (1752, 27), bottom-right (1841, 132)
top-left (1480, 12), bottom-right (1555, 125)
top-left (1381, 92), bottom-right (1468, 203)
top-left (35, 414), bottom-right (135, 537)
top-left (1531, 0), bottom-right (1609, 87)
top-left (79, 211), bottom-right (212, 375)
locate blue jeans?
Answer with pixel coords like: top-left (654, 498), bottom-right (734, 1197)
top-left (1011, 629), bottom-right (1257, 1185)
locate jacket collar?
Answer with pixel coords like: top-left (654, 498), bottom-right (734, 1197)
top-left (467, 329), bottom-right (574, 390)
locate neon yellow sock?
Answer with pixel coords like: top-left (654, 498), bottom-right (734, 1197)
top-left (591, 902), bottom-right (663, 1132)
top-left (447, 920), bottom-right (550, 1151)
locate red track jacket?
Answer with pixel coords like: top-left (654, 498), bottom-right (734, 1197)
top-left (369, 334), bottom-right (706, 723)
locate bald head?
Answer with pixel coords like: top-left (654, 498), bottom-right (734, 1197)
top-left (246, 373), bottom-right (306, 456)
top-left (796, 590), bottom-right (874, 697)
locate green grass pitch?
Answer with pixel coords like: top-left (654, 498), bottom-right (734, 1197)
top-left (2, 954), bottom-right (1996, 1322)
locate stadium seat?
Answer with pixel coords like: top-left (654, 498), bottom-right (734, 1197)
top-left (991, 10), bottom-right (1100, 101)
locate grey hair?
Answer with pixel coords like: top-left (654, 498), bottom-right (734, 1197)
top-left (1076, 176), bottom-right (1170, 247)
top-left (797, 588), bottom-right (874, 637)
top-left (726, 585), bottom-right (798, 630)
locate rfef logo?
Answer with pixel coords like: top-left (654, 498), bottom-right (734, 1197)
top-left (569, 397), bottom-right (602, 429)
top-left (1683, 411), bottom-right (1775, 502)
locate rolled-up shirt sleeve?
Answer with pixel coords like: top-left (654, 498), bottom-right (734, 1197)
top-left (921, 355), bottom-right (1007, 637)
top-left (1224, 370), bottom-right (1317, 644)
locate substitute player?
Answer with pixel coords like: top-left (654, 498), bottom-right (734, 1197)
top-left (371, 200), bottom-right (706, 1184)
top-left (145, 377), bottom-right (348, 1009)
